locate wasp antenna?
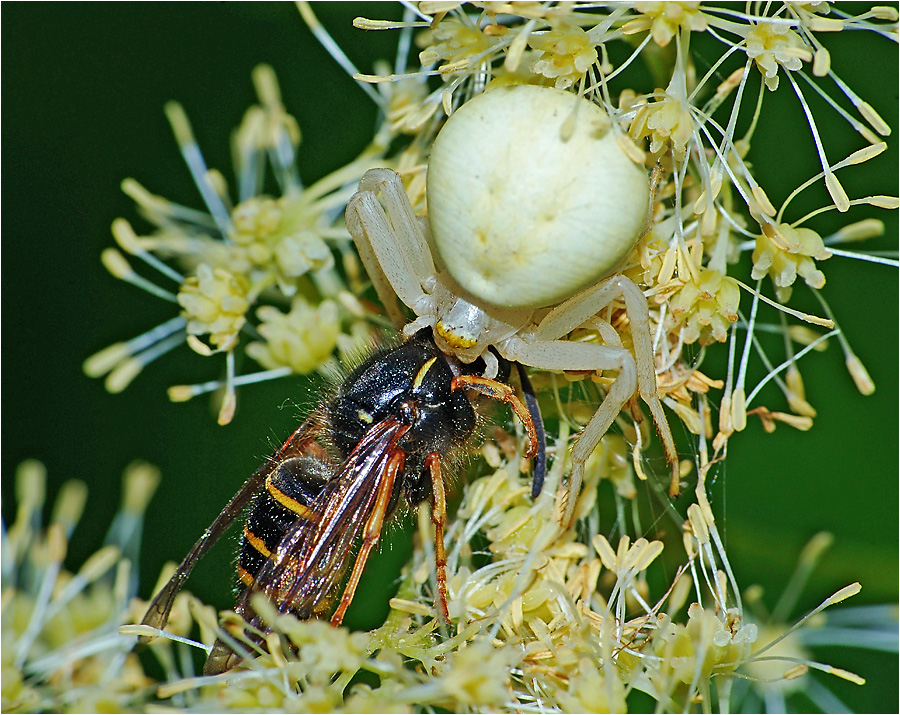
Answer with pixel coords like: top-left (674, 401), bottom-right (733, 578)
top-left (515, 363), bottom-right (547, 500)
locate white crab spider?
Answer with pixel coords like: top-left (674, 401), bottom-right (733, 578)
top-left (346, 85), bottom-right (677, 525)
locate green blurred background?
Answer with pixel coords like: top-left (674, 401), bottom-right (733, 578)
top-left (3, 3), bottom-right (896, 711)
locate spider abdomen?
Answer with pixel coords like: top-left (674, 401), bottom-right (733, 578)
top-left (427, 84), bottom-right (649, 310)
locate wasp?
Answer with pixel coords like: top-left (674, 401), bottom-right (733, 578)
top-left (139, 335), bottom-right (545, 674)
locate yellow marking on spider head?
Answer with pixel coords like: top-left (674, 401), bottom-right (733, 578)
top-left (436, 322), bottom-right (478, 349)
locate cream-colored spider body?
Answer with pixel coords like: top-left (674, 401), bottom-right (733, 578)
top-left (346, 86), bottom-right (677, 525)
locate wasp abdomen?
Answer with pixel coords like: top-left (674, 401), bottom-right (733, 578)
top-left (238, 456), bottom-right (331, 588)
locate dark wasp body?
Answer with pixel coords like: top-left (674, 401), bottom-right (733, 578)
top-left (140, 336), bottom-right (542, 674)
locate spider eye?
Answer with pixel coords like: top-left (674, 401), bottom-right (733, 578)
top-left (427, 85), bottom-right (648, 310)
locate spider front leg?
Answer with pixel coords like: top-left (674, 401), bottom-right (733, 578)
top-left (503, 338), bottom-right (639, 527)
top-left (527, 275), bottom-right (679, 514)
top-left (346, 169), bottom-right (435, 330)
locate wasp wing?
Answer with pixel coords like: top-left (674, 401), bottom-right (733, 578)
top-left (139, 413), bottom-right (327, 639)
top-left (240, 416), bottom-right (409, 621)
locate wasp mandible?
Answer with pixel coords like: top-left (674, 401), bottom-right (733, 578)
top-left (139, 336), bottom-right (544, 674)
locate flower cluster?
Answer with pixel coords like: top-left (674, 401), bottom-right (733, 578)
top-left (83, 64), bottom-right (392, 424)
top-left (102, 427), bottom-right (885, 712)
top-left (2, 461), bottom-right (159, 712)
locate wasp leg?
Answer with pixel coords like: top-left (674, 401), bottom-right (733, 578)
top-left (330, 450), bottom-right (403, 626)
top-left (426, 453), bottom-right (451, 624)
top-left (205, 641), bottom-right (239, 676)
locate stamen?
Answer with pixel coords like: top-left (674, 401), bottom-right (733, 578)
top-left (49, 479), bottom-right (88, 538)
top-left (786, 73), bottom-right (850, 212)
top-left (743, 325), bottom-right (836, 410)
top-left (119, 624), bottom-right (212, 652)
top-left (392, 6), bottom-right (417, 75)
top-left (7, 460), bottom-right (47, 568)
top-left (692, 114), bottom-right (757, 216)
top-left (168, 365), bottom-right (293, 402)
top-left (105, 332), bottom-right (184, 394)
top-left (14, 523), bottom-right (66, 669)
top-left (352, 17), bottom-right (430, 31)
top-left (790, 195), bottom-right (898, 228)
top-left (251, 65), bottom-right (302, 192)
top-left (778, 143), bottom-right (887, 223)
top-left (703, 50), bottom-right (754, 200)
top-left (101, 248), bottom-right (179, 303)
top-left (164, 101), bottom-right (234, 237)
top-left (111, 218), bottom-right (185, 284)
top-left (586, 32), bottom-right (652, 93)
top-left (83, 316), bottom-right (186, 378)
top-left (779, 315), bottom-right (816, 418)
top-left (797, 71), bottom-right (882, 145)
top-left (732, 278), bottom-right (762, 431)
top-left (825, 217), bottom-right (885, 244)
top-left (826, 247), bottom-right (898, 267)
top-left (121, 461), bottom-right (162, 517)
top-left (217, 349), bottom-right (237, 425)
top-left (771, 532), bottom-right (834, 623)
top-left (42, 545), bottom-right (121, 623)
top-left (751, 583), bottom-right (862, 661)
top-left (717, 322), bottom-right (739, 440)
top-left (826, 69), bottom-right (892, 137)
top-left (810, 290), bottom-right (876, 395)
top-left (234, 106), bottom-right (266, 202)
top-left (734, 279), bottom-right (833, 327)
top-left (298, 2), bottom-right (386, 107)
top-left (206, 168), bottom-right (234, 213)
top-left (121, 177), bottom-right (218, 228)
top-left (690, 44), bottom-right (747, 107)
top-left (867, 195), bottom-right (900, 209)
top-left (101, 463), bottom-right (160, 568)
top-left (25, 631), bottom-right (136, 677)
top-left (704, 7), bottom-right (796, 26)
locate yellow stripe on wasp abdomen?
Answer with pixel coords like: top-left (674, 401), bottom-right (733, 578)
top-left (237, 458), bottom-right (326, 590)
top-left (265, 472), bottom-right (315, 521)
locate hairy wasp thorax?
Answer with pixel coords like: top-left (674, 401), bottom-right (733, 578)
top-left (328, 340), bottom-right (476, 499)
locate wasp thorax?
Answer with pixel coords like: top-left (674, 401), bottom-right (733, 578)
top-left (329, 341), bottom-right (475, 459)
top-left (427, 84), bottom-right (649, 310)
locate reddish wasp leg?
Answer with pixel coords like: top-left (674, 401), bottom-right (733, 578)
top-left (330, 450), bottom-right (404, 627)
top-left (451, 374), bottom-right (540, 459)
top-left (426, 453), bottom-right (451, 624)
